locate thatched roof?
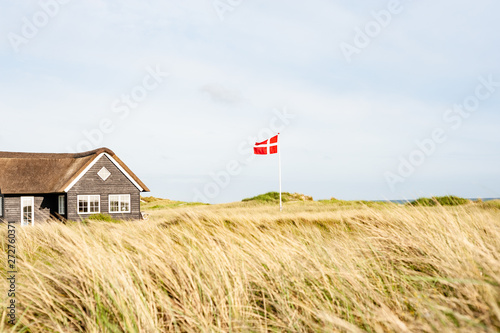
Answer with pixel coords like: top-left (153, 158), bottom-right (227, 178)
top-left (0, 148), bottom-right (150, 194)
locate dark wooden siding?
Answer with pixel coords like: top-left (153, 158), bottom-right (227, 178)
top-left (3, 196), bottom-right (19, 222)
top-left (67, 155), bottom-right (141, 221)
top-left (2, 194), bottom-right (60, 224)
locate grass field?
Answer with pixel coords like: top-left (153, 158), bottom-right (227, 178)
top-left (1, 198), bottom-right (500, 332)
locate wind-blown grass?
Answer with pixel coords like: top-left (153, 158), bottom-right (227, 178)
top-left (408, 195), bottom-right (471, 207)
top-left (1, 202), bottom-right (499, 332)
top-left (242, 192), bottom-right (313, 203)
top-left (140, 198), bottom-right (208, 210)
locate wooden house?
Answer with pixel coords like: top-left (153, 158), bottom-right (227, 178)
top-left (0, 148), bottom-right (149, 225)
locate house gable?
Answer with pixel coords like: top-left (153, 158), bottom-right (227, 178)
top-left (64, 153), bottom-right (144, 192)
top-left (66, 154), bottom-right (141, 220)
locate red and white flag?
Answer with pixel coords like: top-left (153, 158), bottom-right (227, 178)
top-left (254, 134), bottom-right (279, 155)
top-left (253, 133), bottom-right (283, 210)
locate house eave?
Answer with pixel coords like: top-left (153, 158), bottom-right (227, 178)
top-left (63, 153), bottom-right (146, 193)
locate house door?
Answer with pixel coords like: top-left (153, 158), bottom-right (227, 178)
top-left (21, 197), bottom-right (34, 226)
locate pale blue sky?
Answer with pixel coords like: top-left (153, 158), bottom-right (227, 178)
top-left (1, 0), bottom-right (499, 203)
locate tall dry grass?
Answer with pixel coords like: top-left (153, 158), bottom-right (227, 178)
top-left (1, 202), bottom-right (500, 332)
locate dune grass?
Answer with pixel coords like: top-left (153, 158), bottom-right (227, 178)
top-left (1, 201), bottom-right (500, 332)
top-left (242, 192), bottom-right (314, 203)
top-left (408, 196), bottom-right (471, 207)
top-left (481, 199), bottom-right (500, 210)
top-left (140, 197), bottom-right (208, 210)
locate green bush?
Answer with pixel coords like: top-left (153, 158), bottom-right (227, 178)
top-left (242, 192), bottom-right (313, 203)
top-left (85, 213), bottom-right (122, 223)
top-left (243, 192), bottom-right (283, 203)
top-left (408, 196), bottom-right (470, 207)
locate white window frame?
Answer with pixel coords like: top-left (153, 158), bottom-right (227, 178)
top-left (21, 196), bottom-right (35, 226)
top-left (58, 195), bottom-right (66, 215)
top-left (77, 195), bottom-right (100, 214)
top-left (108, 194), bottom-right (131, 213)
top-left (0, 195), bottom-right (4, 217)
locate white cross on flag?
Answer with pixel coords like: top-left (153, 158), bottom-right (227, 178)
top-left (254, 134), bottom-right (278, 155)
top-left (253, 133), bottom-right (283, 211)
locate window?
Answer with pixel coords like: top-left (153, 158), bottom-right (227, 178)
top-left (0, 195), bottom-right (3, 217)
top-left (109, 194), bottom-right (130, 213)
top-left (78, 195), bottom-right (100, 214)
top-left (58, 195), bottom-right (65, 215)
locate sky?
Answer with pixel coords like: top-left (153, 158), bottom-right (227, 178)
top-left (0, 0), bottom-right (499, 203)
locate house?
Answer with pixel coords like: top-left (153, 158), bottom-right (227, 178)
top-left (0, 148), bottom-right (150, 225)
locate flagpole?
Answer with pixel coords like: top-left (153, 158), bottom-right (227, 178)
top-left (279, 133), bottom-right (282, 212)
